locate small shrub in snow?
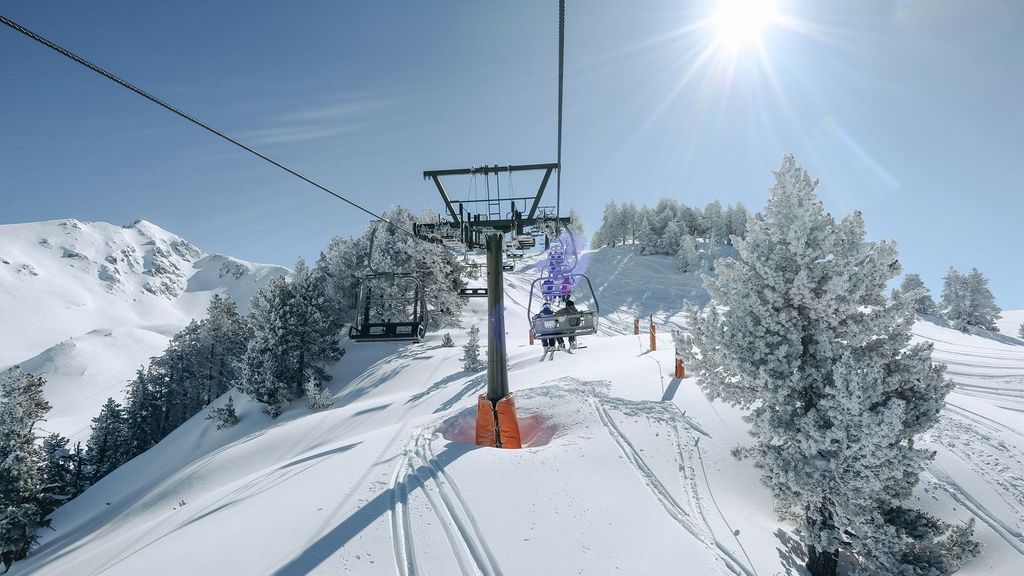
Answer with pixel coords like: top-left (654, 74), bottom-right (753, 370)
top-left (441, 332), bottom-right (455, 347)
top-left (462, 325), bottom-right (484, 372)
top-left (206, 396), bottom-right (240, 430)
top-left (304, 376), bottom-right (334, 411)
top-left (1018, 323), bottom-right (1024, 339)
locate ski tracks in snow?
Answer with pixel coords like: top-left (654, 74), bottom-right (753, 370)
top-left (389, 427), bottom-right (503, 576)
top-left (590, 397), bottom-right (756, 576)
top-left (924, 411), bottom-right (1024, 555)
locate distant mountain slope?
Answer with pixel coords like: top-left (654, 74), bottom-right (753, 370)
top-left (0, 218), bottom-right (288, 441)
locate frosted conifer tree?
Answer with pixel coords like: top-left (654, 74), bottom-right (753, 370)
top-left (963, 268), bottom-right (1000, 331)
top-left (942, 267), bottom-right (999, 332)
top-left (122, 368), bottom-right (159, 458)
top-left (38, 433), bottom-right (75, 515)
top-left (685, 154), bottom-right (975, 576)
top-left (636, 215), bottom-right (657, 255)
top-left (196, 295), bottom-right (251, 405)
top-left (893, 273), bottom-right (938, 315)
top-left (286, 258), bottom-right (343, 394)
top-left (1019, 323), bottom-right (1024, 339)
top-left (566, 208), bottom-right (586, 240)
top-left (462, 325), bottom-right (484, 372)
top-left (675, 234), bottom-right (699, 272)
top-left (726, 202), bottom-right (749, 243)
top-left (85, 398), bottom-right (129, 483)
top-left (237, 330), bottom-right (289, 418)
top-left (0, 368), bottom-right (50, 571)
top-left (658, 220), bottom-right (682, 255)
top-left (619, 202), bottom-right (638, 244)
top-left (593, 201), bottom-right (621, 247)
top-left (940, 267), bottom-right (970, 331)
top-left (703, 200), bottom-right (727, 245)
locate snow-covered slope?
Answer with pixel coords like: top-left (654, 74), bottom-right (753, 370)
top-left (9, 247), bottom-right (1022, 575)
top-left (0, 219), bottom-right (288, 441)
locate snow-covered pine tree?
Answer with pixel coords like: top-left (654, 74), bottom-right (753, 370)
top-left (237, 331), bottom-right (289, 418)
top-left (675, 234), bottom-right (699, 273)
top-left (636, 215), bottom-right (658, 255)
top-left (148, 320), bottom-right (203, 435)
top-left (651, 198), bottom-right (680, 235)
top-left (685, 154), bottom-right (975, 576)
top-left (462, 325), bottom-right (484, 372)
top-left (894, 273), bottom-right (938, 315)
top-left (315, 233), bottom-right (371, 329)
top-left (1019, 323), bottom-right (1024, 339)
top-left (619, 202), bottom-right (639, 245)
top-left (67, 442), bottom-right (86, 502)
top-left (703, 200), bottom-right (728, 245)
top-left (196, 294), bottom-right (251, 406)
top-left (122, 368), bottom-right (159, 458)
top-left (566, 208), bottom-right (586, 240)
top-left (0, 367), bottom-right (50, 571)
top-left (37, 433), bottom-right (75, 516)
top-left (286, 258), bottom-right (343, 396)
top-left (940, 267), bottom-right (970, 331)
top-left (85, 398), bottom-right (129, 483)
top-left (658, 220), bottom-right (682, 255)
top-left (963, 268), bottom-right (1001, 331)
top-left (593, 200), bottom-right (620, 248)
top-left (205, 395), bottom-right (240, 429)
top-left (304, 376), bottom-right (334, 411)
top-left (237, 275), bottom-right (293, 417)
top-left (726, 202), bottom-right (749, 243)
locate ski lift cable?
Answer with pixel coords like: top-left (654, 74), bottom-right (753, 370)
top-left (0, 13), bottom-right (425, 241)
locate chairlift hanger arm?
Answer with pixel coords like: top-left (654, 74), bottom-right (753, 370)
top-left (423, 163), bottom-right (558, 178)
top-left (526, 166), bottom-right (555, 220)
top-left (429, 175), bottom-right (461, 227)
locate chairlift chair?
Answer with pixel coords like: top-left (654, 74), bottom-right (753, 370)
top-left (528, 274), bottom-right (600, 339)
top-left (350, 273), bottom-right (428, 342)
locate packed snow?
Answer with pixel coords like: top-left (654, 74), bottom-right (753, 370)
top-left (7, 242), bottom-right (1021, 575)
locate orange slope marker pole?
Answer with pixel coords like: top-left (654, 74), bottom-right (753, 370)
top-left (649, 316), bottom-right (656, 352)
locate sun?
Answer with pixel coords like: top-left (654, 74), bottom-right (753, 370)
top-left (712, 0), bottom-right (779, 51)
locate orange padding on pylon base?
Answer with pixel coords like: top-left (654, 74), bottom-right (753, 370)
top-left (476, 394), bottom-right (496, 447)
top-left (495, 393), bottom-right (522, 449)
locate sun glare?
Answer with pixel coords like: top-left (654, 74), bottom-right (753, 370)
top-left (713, 0), bottom-right (778, 51)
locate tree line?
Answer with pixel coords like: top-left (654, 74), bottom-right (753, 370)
top-left (592, 198), bottom-right (751, 272)
top-left (0, 206), bottom-right (466, 570)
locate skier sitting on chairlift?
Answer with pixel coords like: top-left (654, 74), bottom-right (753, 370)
top-left (554, 298), bottom-right (579, 351)
top-left (535, 301), bottom-right (556, 352)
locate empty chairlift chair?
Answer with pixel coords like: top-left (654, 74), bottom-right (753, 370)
top-left (350, 273), bottom-right (428, 342)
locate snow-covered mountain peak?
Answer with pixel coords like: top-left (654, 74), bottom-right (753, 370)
top-left (0, 219), bottom-right (289, 436)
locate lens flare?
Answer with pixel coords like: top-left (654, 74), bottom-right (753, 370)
top-left (713, 0), bottom-right (779, 51)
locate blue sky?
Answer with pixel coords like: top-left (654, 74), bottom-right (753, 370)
top-left (2, 1), bottom-right (1022, 308)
